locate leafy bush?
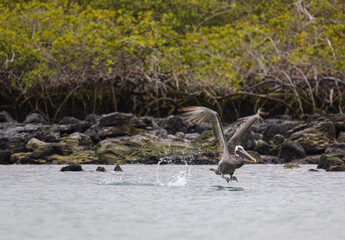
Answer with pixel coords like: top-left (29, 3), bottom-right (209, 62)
top-left (0, 0), bottom-right (344, 121)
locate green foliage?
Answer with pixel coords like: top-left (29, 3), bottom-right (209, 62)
top-left (1, 0), bottom-right (345, 120)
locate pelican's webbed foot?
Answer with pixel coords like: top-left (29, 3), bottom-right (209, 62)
top-left (230, 175), bottom-right (238, 182)
top-left (221, 174), bottom-right (231, 183)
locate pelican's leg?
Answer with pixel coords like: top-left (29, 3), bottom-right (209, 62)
top-left (230, 175), bottom-right (238, 182)
top-left (221, 174), bottom-right (231, 183)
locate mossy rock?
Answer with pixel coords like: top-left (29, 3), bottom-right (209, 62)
top-left (10, 152), bottom-right (33, 164)
top-left (46, 151), bottom-right (100, 164)
top-left (317, 153), bottom-right (344, 170)
top-left (326, 164), bottom-right (345, 172)
top-left (254, 140), bottom-right (272, 155)
top-left (191, 131), bottom-right (220, 158)
top-left (26, 138), bottom-right (48, 151)
top-left (96, 134), bottom-right (194, 164)
top-left (289, 129), bottom-right (333, 154)
top-left (31, 142), bottom-right (73, 158)
top-left (284, 163), bottom-right (300, 169)
top-left (98, 126), bottom-right (144, 139)
top-left (60, 132), bottom-right (94, 151)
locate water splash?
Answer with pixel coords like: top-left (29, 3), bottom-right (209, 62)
top-left (167, 170), bottom-right (188, 186)
top-left (155, 154), bottom-right (192, 187)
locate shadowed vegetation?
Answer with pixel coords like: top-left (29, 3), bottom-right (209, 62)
top-left (1, 0), bottom-right (345, 122)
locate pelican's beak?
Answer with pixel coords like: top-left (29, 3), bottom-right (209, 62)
top-left (236, 148), bottom-right (256, 163)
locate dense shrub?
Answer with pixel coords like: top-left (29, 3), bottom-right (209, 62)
top-left (0, 0), bottom-right (344, 121)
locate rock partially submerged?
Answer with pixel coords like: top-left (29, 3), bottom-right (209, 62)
top-left (284, 163), bottom-right (300, 169)
top-left (60, 163), bottom-right (83, 171)
top-left (96, 166), bottom-right (106, 172)
top-left (114, 164), bottom-right (123, 171)
top-left (317, 153), bottom-right (345, 171)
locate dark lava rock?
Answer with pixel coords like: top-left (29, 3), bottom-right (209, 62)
top-left (57, 119), bottom-right (90, 134)
top-left (254, 140), bottom-right (272, 155)
top-left (85, 114), bottom-right (100, 125)
top-left (0, 124), bottom-right (48, 154)
top-left (158, 115), bottom-right (188, 134)
top-left (114, 164), bottom-right (123, 171)
top-left (337, 132), bottom-right (345, 142)
top-left (308, 169), bottom-right (319, 172)
top-left (24, 113), bottom-right (48, 124)
top-left (263, 123), bottom-right (294, 142)
top-left (278, 140), bottom-right (305, 162)
top-left (0, 150), bottom-right (14, 164)
top-left (260, 155), bottom-right (280, 164)
top-left (96, 166), bottom-right (106, 172)
top-left (59, 116), bottom-right (82, 125)
top-left (317, 153), bottom-right (344, 170)
top-left (284, 163), bottom-right (300, 168)
top-left (272, 134), bottom-right (285, 145)
top-left (84, 127), bottom-right (101, 143)
top-left (135, 116), bottom-right (158, 130)
top-left (0, 111), bottom-right (16, 123)
top-left (289, 128), bottom-right (333, 154)
top-left (99, 112), bottom-right (135, 127)
top-left (60, 163), bottom-right (83, 171)
top-left (98, 112), bottom-right (146, 138)
top-left (325, 143), bottom-right (345, 155)
top-left (301, 155), bottom-right (320, 164)
top-left (326, 164), bottom-right (345, 171)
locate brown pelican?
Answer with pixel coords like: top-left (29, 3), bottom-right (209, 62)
top-left (181, 107), bottom-right (263, 182)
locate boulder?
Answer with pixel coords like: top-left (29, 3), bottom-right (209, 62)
top-left (46, 151), bottom-right (99, 164)
top-left (260, 155), bottom-right (280, 164)
top-left (325, 143), bottom-right (345, 155)
top-left (59, 116), bottom-right (83, 125)
top-left (272, 134), bottom-right (285, 145)
top-left (278, 140), bottom-right (305, 162)
top-left (0, 124), bottom-right (49, 154)
top-left (57, 118), bottom-right (90, 134)
top-left (84, 127), bottom-right (101, 143)
top-left (158, 115), bottom-right (188, 134)
top-left (96, 166), bottom-right (106, 172)
top-left (85, 114), bottom-right (100, 125)
top-left (254, 140), bottom-right (272, 155)
top-left (24, 113), bottom-right (48, 124)
top-left (289, 128), bottom-right (333, 154)
top-left (284, 163), bottom-right (300, 169)
top-left (337, 132), bottom-right (345, 142)
top-left (326, 164), bottom-right (345, 172)
top-left (60, 163), bottom-right (83, 171)
top-left (0, 111), bottom-right (16, 123)
top-left (60, 132), bottom-right (94, 151)
top-left (114, 164), bottom-right (123, 171)
top-left (26, 138), bottom-right (48, 151)
top-left (96, 133), bottom-right (194, 164)
top-left (98, 112), bottom-right (150, 138)
top-left (317, 153), bottom-right (344, 170)
top-left (10, 141), bottom-right (74, 164)
top-left (263, 121), bottom-right (299, 142)
top-left (0, 150), bottom-right (14, 164)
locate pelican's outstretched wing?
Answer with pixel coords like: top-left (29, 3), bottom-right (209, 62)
top-left (228, 109), bottom-right (264, 153)
top-left (180, 106), bottom-right (228, 159)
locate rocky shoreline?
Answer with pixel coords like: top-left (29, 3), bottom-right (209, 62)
top-left (1, 111), bottom-right (345, 171)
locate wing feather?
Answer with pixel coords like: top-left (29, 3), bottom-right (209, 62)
top-left (180, 106), bottom-right (228, 159)
top-left (228, 108), bottom-right (264, 153)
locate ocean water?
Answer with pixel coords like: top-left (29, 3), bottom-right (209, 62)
top-left (0, 164), bottom-right (344, 240)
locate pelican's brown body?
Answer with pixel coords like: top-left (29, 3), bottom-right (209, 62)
top-left (181, 107), bottom-right (263, 182)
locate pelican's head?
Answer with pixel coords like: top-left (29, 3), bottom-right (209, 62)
top-left (235, 146), bottom-right (256, 163)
